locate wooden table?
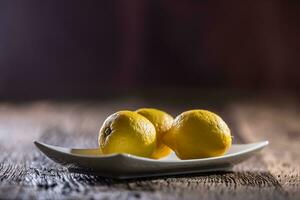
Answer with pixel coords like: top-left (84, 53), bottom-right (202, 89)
top-left (0, 93), bottom-right (299, 199)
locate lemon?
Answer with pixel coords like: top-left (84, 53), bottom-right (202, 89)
top-left (136, 108), bottom-right (173, 159)
top-left (163, 110), bottom-right (232, 159)
top-left (98, 110), bottom-right (156, 158)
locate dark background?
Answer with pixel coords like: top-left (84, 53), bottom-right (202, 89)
top-left (0, 0), bottom-right (299, 99)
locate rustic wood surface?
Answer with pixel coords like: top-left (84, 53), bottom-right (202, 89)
top-left (0, 93), bottom-right (299, 199)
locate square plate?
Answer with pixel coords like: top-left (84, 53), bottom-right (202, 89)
top-left (34, 141), bottom-right (268, 179)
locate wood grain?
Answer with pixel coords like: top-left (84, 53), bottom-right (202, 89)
top-left (0, 95), bottom-right (299, 199)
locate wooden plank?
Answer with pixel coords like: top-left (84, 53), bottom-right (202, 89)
top-left (223, 98), bottom-right (300, 199)
top-left (0, 97), bottom-right (299, 199)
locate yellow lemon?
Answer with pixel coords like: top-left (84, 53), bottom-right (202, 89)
top-left (163, 110), bottom-right (232, 159)
top-left (136, 108), bottom-right (173, 159)
top-left (98, 110), bottom-right (156, 158)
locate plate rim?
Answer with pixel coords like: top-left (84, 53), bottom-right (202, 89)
top-left (34, 140), bottom-right (269, 163)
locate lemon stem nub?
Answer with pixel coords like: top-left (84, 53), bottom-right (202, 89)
top-left (104, 127), bottom-right (112, 138)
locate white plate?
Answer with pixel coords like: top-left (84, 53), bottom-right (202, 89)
top-left (34, 141), bottom-right (268, 179)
